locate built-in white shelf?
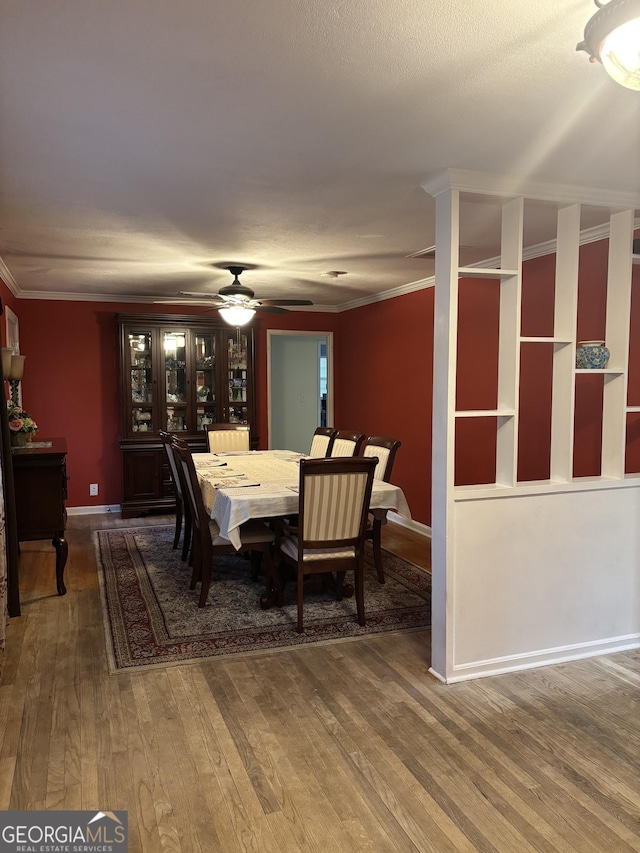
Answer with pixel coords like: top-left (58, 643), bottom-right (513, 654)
top-left (458, 266), bottom-right (519, 278)
top-left (452, 202), bottom-right (634, 489)
top-left (575, 368), bottom-right (624, 375)
top-left (632, 254), bottom-right (640, 265)
top-left (454, 409), bottom-right (516, 418)
top-left (520, 337), bottom-right (572, 344)
top-left (626, 406), bottom-right (640, 413)
top-left (453, 474), bottom-right (640, 501)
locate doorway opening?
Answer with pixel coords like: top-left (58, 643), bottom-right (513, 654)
top-left (267, 331), bottom-right (334, 453)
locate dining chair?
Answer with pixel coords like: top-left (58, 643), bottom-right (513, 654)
top-left (363, 435), bottom-right (402, 583)
top-left (285, 426), bottom-right (338, 528)
top-left (308, 426), bottom-right (337, 457)
top-left (159, 430), bottom-right (191, 560)
top-left (275, 456), bottom-right (377, 633)
top-left (171, 437), bottom-right (275, 608)
top-left (329, 430), bottom-right (365, 457)
top-left (204, 423), bottom-right (251, 453)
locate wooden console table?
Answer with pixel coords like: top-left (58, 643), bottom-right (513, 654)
top-left (12, 437), bottom-right (68, 596)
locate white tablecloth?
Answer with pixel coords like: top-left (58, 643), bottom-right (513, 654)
top-left (194, 450), bottom-right (411, 549)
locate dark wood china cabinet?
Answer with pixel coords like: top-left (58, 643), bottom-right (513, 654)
top-left (117, 313), bottom-right (257, 517)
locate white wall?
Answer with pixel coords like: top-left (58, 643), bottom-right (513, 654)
top-left (442, 484), bottom-right (640, 681)
top-left (269, 335), bottom-right (322, 453)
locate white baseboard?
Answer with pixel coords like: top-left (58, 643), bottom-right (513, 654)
top-left (67, 504), bottom-right (121, 516)
top-left (429, 633), bottom-right (640, 683)
top-left (388, 514), bottom-right (432, 538)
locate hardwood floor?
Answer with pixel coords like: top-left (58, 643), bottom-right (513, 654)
top-left (2, 514), bottom-right (640, 851)
top-left (381, 521), bottom-right (431, 570)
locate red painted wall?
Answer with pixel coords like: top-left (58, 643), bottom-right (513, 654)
top-left (253, 311), bottom-right (341, 448)
top-left (12, 300), bottom-right (172, 509)
top-left (454, 278), bottom-right (500, 486)
top-left (333, 290), bottom-right (434, 525)
top-left (627, 259), bottom-right (640, 472)
top-left (518, 253), bottom-right (556, 481)
top-left (518, 239), bottom-right (640, 479)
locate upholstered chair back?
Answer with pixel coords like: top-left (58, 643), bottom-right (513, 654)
top-left (329, 430), bottom-right (365, 458)
top-left (205, 424), bottom-right (250, 453)
top-left (309, 427), bottom-right (337, 457)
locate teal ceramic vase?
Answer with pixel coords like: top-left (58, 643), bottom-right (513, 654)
top-left (576, 340), bottom-right (610, 369)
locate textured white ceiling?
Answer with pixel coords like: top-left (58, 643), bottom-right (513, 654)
top-left (1, 0), bottom-right (639, 309)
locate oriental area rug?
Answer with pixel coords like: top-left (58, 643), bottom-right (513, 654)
top-left (95, 525), bottom-right (431, 673)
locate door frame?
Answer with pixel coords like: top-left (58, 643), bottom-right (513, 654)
top-left (266, 330), bottom-right (334, 450)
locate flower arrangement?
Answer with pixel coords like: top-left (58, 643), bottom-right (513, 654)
top-left (7, 405), bottom-right (38, 434)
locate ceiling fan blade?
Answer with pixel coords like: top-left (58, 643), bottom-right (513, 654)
top-left (255, 305), bottom-right (289, 314)
top-left (178, 291), bottom-right (224, 302)
top-left (154, 298), bottom-right (217, 305)
top-left (258, 298), bottom-right (314, 306)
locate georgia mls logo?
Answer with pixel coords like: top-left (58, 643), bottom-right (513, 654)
top-left (88, 811), bottom-right (123, 825)
top-left (0, 809), bottom-right (128, 852)
top-left (86, 811), bottom-right (126, 841)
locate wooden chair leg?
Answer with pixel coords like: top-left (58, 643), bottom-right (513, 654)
top-left (197, 538), bottom-right (215, 607)
top-left (355, 560), bottom-right (365, 626)
top-left (372, 518), bottom-right (385, 583)
top-left (198, 575), bottom-right (211, 608)
top-left (189, 535), bottom-right (201, 589)
top-left (335, 570), bottom-right (346, 600)
top-left (173, 499), bottom-right (183, 549)
top-left (181, 511), bottom-right (192, 562)
top-left (198, 553), bottom-right (213, 608)
top-left (260, 548), bottom-right (283, 608)
top-left (297, 567), bottom-right (304, 633)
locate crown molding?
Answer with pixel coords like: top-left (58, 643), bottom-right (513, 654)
top-left (478, 218), bottom-right (640, 269)
top-left (422, 167), bottom-right (640, 209)
top-left (336, 276), bottom-right (436, 311)
top-left (0, 257), bottom-right (20, 296)
top-left (5, 286), bottom-right (346, 312)
top-left (0, 275), bottom-right (430, 311)
top-left (11, 290), bottom-right (160, 303)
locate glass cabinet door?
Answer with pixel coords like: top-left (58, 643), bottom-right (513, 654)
top-left (127, 331), bottom-right (154, 434)
top-left (163, 330), bottom-right (188, 432)
top-left (195, 331), bottom-right (218, 431)
top-left (225, 331), bottom-right (249, 424)
top-left (120, 316), bottom-right (255, 448)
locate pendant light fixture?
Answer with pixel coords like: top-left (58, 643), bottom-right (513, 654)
top-left (577, 0), bottom-right (640, 90)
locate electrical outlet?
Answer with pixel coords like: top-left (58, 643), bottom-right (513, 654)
top-left (90, 483), bottom-right (98, 496)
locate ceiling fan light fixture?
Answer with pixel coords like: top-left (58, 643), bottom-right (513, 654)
top-left (577, 0), bottom-right (640, 90)
top-left (218, 306), bottom-right (256, 326)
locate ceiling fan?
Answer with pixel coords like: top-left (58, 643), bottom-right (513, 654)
top-left (178, 264), bottom-right (313, 324)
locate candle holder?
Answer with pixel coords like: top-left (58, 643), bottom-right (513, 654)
top-left (2, 347), bottom-right (26, 405)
